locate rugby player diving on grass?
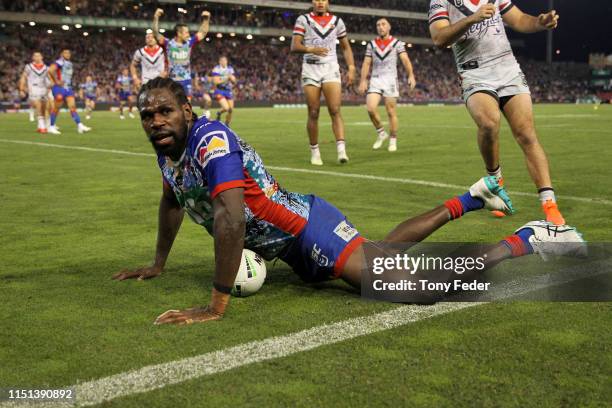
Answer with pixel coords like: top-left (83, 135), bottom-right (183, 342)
top-left (113, 77), bottom-right (586, 325)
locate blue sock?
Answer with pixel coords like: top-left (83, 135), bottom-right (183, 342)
top-left (458, 191), bottom-right (484, 214)
top-left (70, 110), bottom-right (81, 124)
top-left (50, 111), bottom-right (57, 126)
top-left (514, 228), bottom-right (535, 254)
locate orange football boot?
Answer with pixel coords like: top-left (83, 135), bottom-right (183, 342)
top-left (542, 200), bottom-right (566, 225)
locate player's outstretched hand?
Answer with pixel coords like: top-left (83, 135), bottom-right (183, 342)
top-left (538, 10), bottom-right (559, 30)
top-left (112, 265), bottom-right (162, 281)
top-left (154, 8), bottom-right (164, 18)
top-left (310, 47), bottom-right (328, 57)
top-left (154, 306), bottom-right (223, 325)
top-left (201, 10), bottom-right (211, 19)
top-left (471, 4), bottom-right (495, 23)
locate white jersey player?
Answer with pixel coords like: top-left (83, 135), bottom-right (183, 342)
top-left (18, 51), bottom-right (50, 133)
top-left (429, 0), bottom-right (565, 225)
top-left (291, 0), bottom-right (355, 166)
top-left (359, 18), bottom-right (416, 152)
top-left (131, 31), bottom-right (167, 89)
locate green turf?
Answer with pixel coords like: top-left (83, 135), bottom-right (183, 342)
top-left (0, 105), bottom-right (611, 407)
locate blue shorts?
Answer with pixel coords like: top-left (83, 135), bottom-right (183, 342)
top-left (177, 80), bottom-right (192, 97)
top-left (214, 89), bottom-right (233, 100)
top-left (280, 196), bottom-right (365, 282)
top-left (85, 94), bottom-right (96, 101)
top-left (119, 91), bottom-right (132, 101)
top-left (52, 85), bottom-right (74, 99)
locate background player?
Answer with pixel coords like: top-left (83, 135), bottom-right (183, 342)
top-left (79, 75), bottom-right (98, 120)
top-left (131, 30), bottom-right (167, 89)
top-left (291, 0), bottom-right (355, 166)
top-left (195, 72), bottom-right (214, 119)
top-left (113, 78), bottom-right (584, 325)
top-left (429, 0), bottom-right (564, 224)
top-left (48, 48), bottom-right (91, 134)
top-left (19, 51), bottom-right (49, 133)
top-left (212, 56), bottom-right (237, 126)
top-left (152, 8), bottom-right (210, 100)
top-left (359, 18), bottom-right (416, 152)
top-left (116, 68), bottom-right (135, 119)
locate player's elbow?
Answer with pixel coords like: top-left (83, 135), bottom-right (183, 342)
top-left (430, 31), bottom-right (448, 48)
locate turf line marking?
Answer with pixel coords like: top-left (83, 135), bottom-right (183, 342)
top-left (2, 264), bottom-right (606, 408)
top-left (1, 139), bottom-right (611, 206)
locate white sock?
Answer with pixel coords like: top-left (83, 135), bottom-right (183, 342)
top-left (37, 116), bottom-right (46, 129)
top-left (336, 140), bottom-right (346, 153)
top-left (487, 165), bottom-right (502, 179)
top-left (310, 144), bottom-right (320, 155)
top-left (538, 188), bottom-right (556, 203)
top-left (376, 127), bottom-right (385, 136)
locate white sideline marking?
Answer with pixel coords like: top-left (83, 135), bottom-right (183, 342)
top-left (2, 139), bottom-right (609, 206)
top-left (1, 264), bottom-right (606, 408)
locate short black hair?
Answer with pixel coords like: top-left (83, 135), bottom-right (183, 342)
top-left (174, 23), bottom-right (188, 35)
top-left (137, 77), bottom-right (196, 120)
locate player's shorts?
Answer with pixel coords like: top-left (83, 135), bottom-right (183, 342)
top-left (280, 195), bottom-right (366, 283)
top-left (85, 94), bottom-right (96, 102)
top-left (301, 61), bottom-right (341, 88)
top-left (118, 91), bottom-right (132, 101)
top-left (52, 85), bottom-right (75, 100)
top-left (176, 79), bottom-right (192, 97)
top-left (368, 75), bottom-right (399, 98)
top-left (28, 87), bottom-right (48, 101)
top-left (460, 55), bottom-right (531, 106)
top-left (214, 89), bottom-right (233, 100)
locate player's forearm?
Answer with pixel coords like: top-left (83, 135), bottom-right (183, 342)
top-left (290, 38), bottom-right (312, 54)
top-left (152, 17), bottom-right (163, 42)
top-left (129, 64), bottom-right (139, 80)
top-left (154, 195), bottom-right (185, 269)
top-left (403, 57), bottom-right (415, 78)
top-left (511, 14), bottom-right (543, 33)
top-left (431, 17), bottom-right (475, 48)
top-left (341, 44), bottom-right (355, 69)
top-left (212, 196), bottom-right (245, 290)
top-left (359, 60), bottom-right (371, 84)
top-left (198, 19), bottom-right (209, 38)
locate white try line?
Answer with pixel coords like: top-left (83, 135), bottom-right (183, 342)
top-left (1, 139), bottom-right (611, 206)
top-left (1, 263), bottom-right (607, 408)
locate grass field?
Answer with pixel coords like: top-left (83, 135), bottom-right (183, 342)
top-left (1, 104), bottom-right (611, 407)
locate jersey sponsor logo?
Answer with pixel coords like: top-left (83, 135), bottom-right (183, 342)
top-left (334, 220), bottom-right (358, 242)
top-left (454, 0), bottom-right (464, 7)
top-left (196, 130), bottom-right (230, 168)
top-left (311, 243), bottom-right (330, 267)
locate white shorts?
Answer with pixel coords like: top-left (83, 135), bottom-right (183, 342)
top-left (460, 56), bottom-right (530, 104)
top-left (301, 62), bottom-right (341, 88)
top-left (367, 75), bottom-right (399, 98)
top-left (29, 87), bottom-right (48, 101)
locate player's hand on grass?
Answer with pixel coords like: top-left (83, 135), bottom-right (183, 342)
top-left (470, 4), bottom-right (496, 23)
top-left (538, 10), bottom-right (559, 30)
top-left (154, 8), bottom-right (164, 18)
top-left (112, 265), bottom-right (162, 281)
top-left (408, 75), bottom-right (416, 91)
top-left (309, 47), bottom-right (328, 57)
top-left (154, 306), bottom-right (223, 325)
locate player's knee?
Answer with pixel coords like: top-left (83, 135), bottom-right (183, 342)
top-left (477, 116), bottom-right (500, 136)
top-left (366, 105), bottom-right (377, 115)
top-left (227, 108), bottom-right (233, 114)
top-left (514, 128), bottom-right (538, 147)
top-left (307, 107), bottom-right (320, 120)
top-left (328, 105), bottom-right (341, 117)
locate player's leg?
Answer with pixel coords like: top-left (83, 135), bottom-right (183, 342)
top-left (29, 100), bottom-right (35, 122)
top-left (216, 96), bottom-right (230, 121)
top-left (385, 97), bottom-right (399, 152)
top-left (466, 92), bottom-right (503, 178)
top-left (203, 93), bottom-right (212, 119)
top-left (33, 99), bottom-right (46, 133)
top-left (303, 85), bottom-right (323, 166)
top-left (321, 82), bottom-right (348, 163)
top-left (128, 95), bottom-right (135, 118)
top-left (224, 98), bottom-right (234, 127)
top-left (501, 94), bottom-right (564, 225)
top-left (119, 95), bottom-right (125, 119)
top-left (66, 95), bottom-right (89, 133)
top-left (367, 92), bottom-right (388, 150)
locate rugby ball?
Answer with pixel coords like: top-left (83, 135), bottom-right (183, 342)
top-left (232, 249), bottom-right (266, 297)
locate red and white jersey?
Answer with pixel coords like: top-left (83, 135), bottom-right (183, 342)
top-left (428, 0), bottom-right (515, 69)
top-left (293, 12), bottom-right (347, 64)
top-left (132, 45), bottom-right (166, 84)
top-left (23, 63), bottom-right (49, 92)
top-left (365, 36), bottom-right (407, 79)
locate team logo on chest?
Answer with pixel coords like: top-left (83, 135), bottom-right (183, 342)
top-left (454, 0), bottom-right (464, 7)
top-left (373, 37), bottom-right (398, 61)
top-left (306, 13), bottom-right (338, 39)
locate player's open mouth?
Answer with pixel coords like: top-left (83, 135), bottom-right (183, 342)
top-left (151, 133), bottom-right (174, 146)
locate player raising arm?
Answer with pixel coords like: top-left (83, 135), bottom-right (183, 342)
top-left (131, 30), bottom-right (167, 90)
top-left (113, 78), bottom-right (585, 325)
top-left (428, 0), bottom-right (564, 224)
top-left (153, 8), bottom-right (210, 99)
top-left (291, 0), bottom-right (355, 166)
top-left (359, 18), bottom-right (416, 152)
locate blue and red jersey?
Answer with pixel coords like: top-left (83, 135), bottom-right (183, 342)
top-left (157, 117), bottom-right (312, 260)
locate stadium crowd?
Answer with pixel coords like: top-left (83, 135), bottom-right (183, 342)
top-left (0, 25), bottom-right (592, 105)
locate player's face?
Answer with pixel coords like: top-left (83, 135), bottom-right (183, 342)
top-left (139, 88), bottom-right (192, 159)
top-left (145, 33), bottom-right (157, 47)
top-left (177, 27), bottom-right (190, 41)
top-left (376, 19), bottom-right (391, 37)
top-left (62, 50), bottom-right (71, 60)
top-left (122, 68), bottom-right (129, 76)
top-left (86, 75), bottom-right (92, 82)
top-left (32, 52), bottom-right (43, 64)
top-left (219, 57), bottom-right (228, 67)
top-left (312, 0), bottom-right (329, 14)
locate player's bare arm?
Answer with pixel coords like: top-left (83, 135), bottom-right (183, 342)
top-left (430, 4), bottom-right (495, 48)
top-left (358, 55), bottom-right (372, 95)
top-left (48, 64), bottom-right (62, 87)
top-left (18, 70), bottom-right (27, 98)
top-left (502, 6), bottom-right (559, 33)
top-left (155, 187), bottom-right (246, 325)
top-left (152, 8), bottom-right (165, 44)
top-left (399, 52), bottom-right (416, 91)
top-left (195, 11), bottom-right (211, 41)
top-left (113, 180), bottom-right (184, 281)
top-left (339, 36), bottom-right (356, 86)
top-left (130, 60), bottom-right (141, 89)
top-left (290, 34), bottom-right (328, 57)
